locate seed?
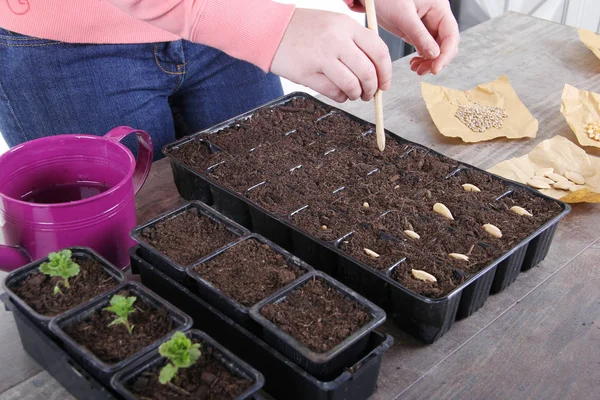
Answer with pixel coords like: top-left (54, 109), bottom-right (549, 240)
top-left (483, 223), bottom-right (502, 238)
top-left (394, 185), bottom-right (400, 190)
top-left (433, 203), bottom-right (454, 220)
top-left (535, 177), bottom-right (555, 185)
top-left (321, 225), bottom-right (328, 230)
top-left (546, 173), bottom-right (568, 184)
top-left (569, 184), bottom-right (583, 192)
top-left (510, 206), bottom-right (533, 217)
top-left (586, 122), bottom-right (600, 141)
top-left (454, 103), bottom-right (508, 133)
top-left (449, 253), bottom-right (469, 261)
top-left (535, 167), bottom-right (554, 177)
top-left (411, 269), bottom-right (437, 283)
top-left (527, 178), bottom-right (551, 190)
top-left (553, 180), bottom-right (573, 191)
top-left (363, 202), bottom-right (370, 209)
top-left (364, 248), bottom-right (380, 258)
top-left (564, 171), bottom-right (585, 185)
top-left (404, 230), bottom-right (421, 239)
top-left (462, 183), bottom-right (481, 192)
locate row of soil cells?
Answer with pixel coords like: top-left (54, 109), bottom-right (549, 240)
top-left (170, 98), bottom-right (563, 298)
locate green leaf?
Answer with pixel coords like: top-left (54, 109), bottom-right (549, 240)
top-left (104, 295), bottom-right (136, 335)
top-left (39, 249), bottom-right (80, 293)
top-left (159, 363), bottom-right (178, 385)
top-left (53, 286), bottom-right (60, 295)
top-left (158, 331), bottom-right (202, 374)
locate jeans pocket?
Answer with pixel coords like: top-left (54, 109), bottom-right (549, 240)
top-left (0, 28), bottom-right (60, 46)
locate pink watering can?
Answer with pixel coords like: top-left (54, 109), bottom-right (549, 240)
top-left (0, 127), bottom-right (152, 271)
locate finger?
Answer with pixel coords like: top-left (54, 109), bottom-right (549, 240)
top-left (384, 3), bottom-right (440, 59)
top-left (304, 73), bottom-right (348, 103)
top-left (338, 43), bottom-right (379, 101)
top-left (417, 60), bottom-right (434, 75)
top-left (410, 57), bottom-right (426, 72)
top-left (431, 14), bottom-right (460, 74)
top-left (322, 60), bottom-right (362, 101)
top-left (353, 29), bottom-right (393, 91)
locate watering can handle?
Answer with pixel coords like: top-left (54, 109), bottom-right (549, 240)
top-left (0, 245), bottom-right (31, 271)
top-left (104, 127), bottom-right (153, 195)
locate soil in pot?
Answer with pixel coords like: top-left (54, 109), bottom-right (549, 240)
top-left (192, 239), bottom-right (305, 307)
top-left (445, 168), bottom-right (511, 200)
top-left (169, 140), bottom-right (231, 173)
top-left (389, 256), bottom-right (465, 299)
top-left (141, 208), bottom-right (237, 266)
top-left (127, 343), bottom-right (252, 400)
top-left (245, 182), bottom-right (307, 216)
top-left (289, 205), bottom-right (354, 242)
top-left (63, 289), bottom-right (173, 364)
top-left (11, 257), bottom-right (120, 317)
top-left (208, 159), bottom-right (265, 192)
top-left (260, 276), bottom-right (371, 353)
top-left (338, 229), bottom-right (410, 271)
top-left (393, 148), bottom-right (459, 179)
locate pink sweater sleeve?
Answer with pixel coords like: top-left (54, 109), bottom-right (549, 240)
top-left (106, 0), bottom-right (295, 72)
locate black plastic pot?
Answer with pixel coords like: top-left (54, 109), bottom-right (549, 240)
top-left (186, 234), bottom-right (313, 330)
top-left (132, 246), bottom-right (394, 400)
top-left (111, 329), bottom-right (265, 400)
top-left (131, 201), bottom-right (250, 284)
top-left (250, 271), bottom-right (386, 380)
top-left (163, 92), bottom-right (571, 343)
top-left (2, 246), bottom-right (124, 333)
top-left (49, 281), bottom-right (193, 386)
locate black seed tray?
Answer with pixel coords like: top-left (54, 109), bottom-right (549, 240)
top-left (186, 233), bottom-right (314, 331)
top-left (163, 92), bottom-right (571, 343)
top-left (130, 200), bottom-right (250, 284)
top-left (132, 246), bottom-right (394, 400)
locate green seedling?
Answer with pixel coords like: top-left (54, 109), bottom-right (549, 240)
top-left (158, 331), bottom-right (201, 384)
top-left (104, 295), bottom-right (136, 335)
top-left (39, 249), bottom-right (80, 295)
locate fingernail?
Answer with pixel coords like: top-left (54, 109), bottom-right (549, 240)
top-left (425, 47), bottom-right (439, 59)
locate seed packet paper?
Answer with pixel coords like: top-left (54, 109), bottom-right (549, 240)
top-left (578, 29), bottom-right (600, 60)
top-left (421, 75), bottom-right (538, 143)
top-left (560, 84), bottom-right (600, 149)
top-left (487, 136), bottom-right (600, 204)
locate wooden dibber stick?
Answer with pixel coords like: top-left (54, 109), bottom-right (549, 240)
top-left (365, 0), bottom-right (385, 152)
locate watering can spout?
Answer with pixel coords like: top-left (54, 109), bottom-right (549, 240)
top-left (0, 245), bottom-right (31, 272)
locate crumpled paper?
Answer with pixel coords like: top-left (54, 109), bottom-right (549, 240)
top-left (560, 84), bottom-right (600, 149)
top-left (421, 75), bottom-right (538, 143)
top-left (578, 29), bottom-right (600, 60)
top-left (488, 135), bottom-right (600, 203)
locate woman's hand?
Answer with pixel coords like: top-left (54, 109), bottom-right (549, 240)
top-left (271, 8), bottom-right (392, 103)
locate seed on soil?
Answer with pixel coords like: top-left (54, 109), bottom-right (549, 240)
top-left (527, 178), bottom-right (551, 190)
top-left (483, 223), bottom-right (503, 238)
top-left (454, 103), bottom-right (508, 132)
top-left (321, 225), bottom-right (328, 230)
top-left (364, 248), bottom-right (380, 258)
top-left (564, 171), bottom-right (585, 185)
top-left (552, 180), bottom-right (573, 191)
top-left (449, 253), bottom-right (469, 261)
top-left (363, 202), bottom-right (370, 209)
top-left (411, 269), bottom-right (437, 283)
top-left (462, 183), bottom-right (481, 192)
top-left (510, 206), bottom-right (533, 217)
top-left (404, 230), bottom-right (421, 239)
top-left (546, 172), bottom-right (568, 184)
top-left (394, 185), bottom-right (400, 190)
top-left (535, 167), bottom-right (554, 177)
top-left (433, 203), bottom-right (454, 220)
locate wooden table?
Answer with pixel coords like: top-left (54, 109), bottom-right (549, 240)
top-left (1, 12), bottom-right (599, 400)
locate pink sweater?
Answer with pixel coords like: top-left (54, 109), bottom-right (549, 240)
top-left (0, 1), bottom-right (362, 72)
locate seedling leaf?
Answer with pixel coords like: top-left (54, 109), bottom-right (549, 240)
top-left (158, 331), bottom-right (202, 384)
top-left (104, 295), bottom-right (136, 335)
top-left (39, 249), bottom-right (80, 295)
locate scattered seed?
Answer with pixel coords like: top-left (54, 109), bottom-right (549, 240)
top-left (535, 167), bottom-right (554, 177)
top-left (527, 178), bottom-right (551, 190)
top-left (546, 172), bottom-right (568, 184)
top-left (411, 269), bottom-right (437, 283)
top-left (404, 230), bottom-right (421, 240)
top-left (564, 171), bottom-right (585, 185)
top-left (364, 248), bottom-right (380, 258)
top-left (433, 203), bottom-right (454, 220)
top-left (321, 225), bottom-right (328, 230)
top-left (585, 122), bottom-right (600, 141)
top-left (363, 202), bottom-right (370, 209)
top-left (483, 223), bottom-right (502, 238)
top-left (462, 183), bottom-right (481, 192)
top-left (449, 253), bottom-right (469, 261)
top-left (394, 185), bottom-right (400, 190)
top-left (510, 206), bottom-right (533, 217)
top-left (455, 103), bottom-right (508, 133)
top-left (553, 180), bottom-right (573, 191)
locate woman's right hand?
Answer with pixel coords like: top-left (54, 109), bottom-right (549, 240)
top-left (271, 8), bottom-right (392, 103)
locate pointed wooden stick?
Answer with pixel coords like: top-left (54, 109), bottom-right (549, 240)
top-left (364, 0), bottom-right (385, 152)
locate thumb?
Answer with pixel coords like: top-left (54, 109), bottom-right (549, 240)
top-left (401, 12), bottom-right (440, 59)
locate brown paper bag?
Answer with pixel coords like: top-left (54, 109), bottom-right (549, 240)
top-left (578, 29), bottom-right (600, 60)
top-left (560, 84), bottom-right (600, 149)
top-left (488, 136), bottom-right (600, 203)
top-left (421, 75), bottom-right (538, 143)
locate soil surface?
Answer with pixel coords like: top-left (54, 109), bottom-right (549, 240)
top-left (260, 277), bottom-right (371, 353)
top-left (193, 239), bottom-right (305, 307)
top-left (63, 289), bottom-right (174, 364)
top-left (11, 257), bottom-right (119, 316)
top-left (128, 342), bottom-right (252, 400)
top-left (289, 205), bottom-right (354, 242)
top-left (141, 208), bottom-right (237, 266)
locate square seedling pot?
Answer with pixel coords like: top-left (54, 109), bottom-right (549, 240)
top-left (186, 234), bottom-right (313, 330)
top-left (49, 281), bottom-right (193, 386)
top-left (2, 246), bottom-right (124, 333)
top-left (250, 271), bottom-right (386, 380)
top-left (111, 329), bottom-right (265, 400)
top-left (131, 201), bottom-right (250, 284)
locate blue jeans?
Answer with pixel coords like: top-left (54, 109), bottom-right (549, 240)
top-left (0, 28), bottom-right (283, 160)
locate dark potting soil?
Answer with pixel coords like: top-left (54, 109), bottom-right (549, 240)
top-left (338, 229), bottom-right (410, 271)
top-left (289, 205), bottom-right (354, 242)
top-left (193, 239), bottom-right (304, 307)
top-left (245, 182), bottom-right (307, 216)
top-left (169, 140), bottom-right (231, 173)
top-left (446, 168), bottom-right (511, 200)
top-left (208, 159), bottom-right (265, 192)
top-left (141, 208), bottom-right (237, 266)
top-left (394, 148), bottom-right (459, 179)
top-left (128, 343), bottom-right (252, 400)
top-left (11, 257), bottom-right (120, 317)
top-left (260, 277), bottom-right (371, 353)
top-left (390, 256), bottom-right (464, 299)
top-left (63, 289), bottom-right (173, 364)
